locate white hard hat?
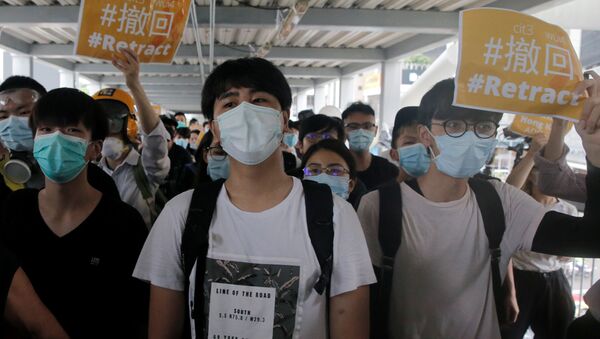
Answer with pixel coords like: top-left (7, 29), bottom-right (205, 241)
top-left (318, 105), bottom-right (341, 118)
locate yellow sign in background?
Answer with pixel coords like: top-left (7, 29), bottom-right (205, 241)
top-left (510, 115), bottom-right (573, 138)
top-left (75, 0), bottom-right (191, 63)
top-left (454, 8), bottom-right (585, 121)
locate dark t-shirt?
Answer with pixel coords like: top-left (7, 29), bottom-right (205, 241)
top-left (0, 245), bottom-right (18, 324)
top-left (88, 163), bottom-right (120, 201)
top-left (357, 155), bottom-right (399, 191)
top-left (0, 189), bottom-right (148, 339)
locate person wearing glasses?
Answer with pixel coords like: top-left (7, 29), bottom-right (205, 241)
top-left (296, 114), bottom-right (345, 158)
top-left (301, 139), bottom-right (364, 210)
top-left (358, 77), bottom-right (600, 339)
top-left (342, 102), bottom-right (399, 191)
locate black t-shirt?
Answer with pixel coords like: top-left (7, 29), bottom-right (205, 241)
top-left (0, 189), bottom-right (149, 339)
top-left (87, 163), bottom-right (120, 201)
top-left (357, 155), bottom-right (399, 191)
top-left (0, 245), bottom-right (18, 325)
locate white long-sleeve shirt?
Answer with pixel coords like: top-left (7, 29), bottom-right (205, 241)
top-left (99, 121), bottom-right (170, 227)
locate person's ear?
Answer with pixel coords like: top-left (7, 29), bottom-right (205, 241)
top-left (210, 120), bottom-right (220, 144)
top-left (281, 110), bottom-right (290, 132)
top-left (390, 148), bottom-right (399, 162)
top-left (86, 140), bottom-right (102, 162)
top-left (418, 124), bottom-right (439, 157)
top-left (348, 178), bottom-right (356, 193)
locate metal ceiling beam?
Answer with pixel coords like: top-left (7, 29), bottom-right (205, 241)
top-left (91, 64), bottom-right (340, 78)
top-left (31, 43), bottom-right (383, 63)
top-left (0, 5), bottom-right (458, 34)
top-left (0, 32), bottom-right (30, 54)
top-left (102, 76), bottom-right (203, 85)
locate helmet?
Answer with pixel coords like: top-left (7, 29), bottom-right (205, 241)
top-left (318, 105), bottom-right (341, 118)
top-left (92, 88), bottom-right (135, 114)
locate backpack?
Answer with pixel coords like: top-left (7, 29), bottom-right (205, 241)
top-left (132, 157), bottom-right (168, 225)
top-left (370, 178), bottom-right (506, 339)
top-left (180, 179), bottom-right (335, 338)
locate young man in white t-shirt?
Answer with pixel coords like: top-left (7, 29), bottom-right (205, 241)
top-left (133, 57), bottom-right (376, 339)
top-left (358, 77), bottom-right (600, 339)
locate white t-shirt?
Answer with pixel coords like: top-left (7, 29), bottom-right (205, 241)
top-left (134, 177), bottom-right (376, 339)
top-left (511, 199), bottom-right (579, 273)
top-left (357, 180), bottom-right (547, 339)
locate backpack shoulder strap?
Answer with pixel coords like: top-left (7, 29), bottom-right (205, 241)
top-left (181, 179), bottom-right (225, 338)
top-left (132, 157), bottom-right (153, 200)
top-left (370, 180), bottom-right (403, 339)
top-left (378, 181), bottom-right (403, 268)
top-left (301, 180), bottom-right (334, 295)
top-left (468, 178), bottom-right (506, 322)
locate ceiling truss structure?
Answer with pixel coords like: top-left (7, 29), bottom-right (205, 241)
top-left (0, 0), bottom-right (568, 112)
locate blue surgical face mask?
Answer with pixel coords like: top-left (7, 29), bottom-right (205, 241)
top-left (283, 132), bottom-right (298, 148)
top-left (347, 129), bottom-right (375, 152)
top-left (432, 130), bottom-right (497, 179)
top-left (175, 138), bottom-right (189, 149)
top-left (33, 131), bottom-right (89, 184)
top-left (177, 121), bottom-right (187, 129)
top-left (207, 155), bottom-right (230, 181)
top-left (398, 143), bottom-right (431, 177)
top-left (0, 115), bottom-right (34, 152)
top-left (304, 173), bottom-right (351, 200)
top-left (217, 102), bottom-right (282, 166)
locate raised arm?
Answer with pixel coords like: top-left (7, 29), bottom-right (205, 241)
top-left (531, 71), bottom-right (600, 257)
top-left (506, 134), bottom-right (546, 189)
top-left (534, 118), bottom-right (587, 202)
top-left (112, 48), bottom-right (159, 134)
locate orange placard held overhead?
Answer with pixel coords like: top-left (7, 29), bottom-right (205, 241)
top-left (454, 8), bottom-right (585, 121)
top-left (509, 115), bottom-right (573, 138)
top-left (75, 0), bottom-right (192, 64)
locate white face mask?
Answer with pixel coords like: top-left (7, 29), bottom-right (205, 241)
top-left (102, 137), bottom-right (126, 160)
top-left (216, 102), bottom-right (283, 166)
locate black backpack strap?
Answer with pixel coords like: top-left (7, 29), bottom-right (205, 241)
top-left (301, 180), bottom-right (334, 295)
top-left (370, 181), bottom-right (403, 339)
top-left (468, 178), bottom-right (506, 324)
top-left (301, 180), bottom-right (334, 338)
top-left (181, 179), bottom-right (225, 339)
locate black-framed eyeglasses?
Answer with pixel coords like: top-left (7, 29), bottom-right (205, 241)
top-left (344, 122), bottom-right (377, 131)
top-left (304, 132), bottom-right (336, 144)
top-left (431, 119), bottom-right (498, 139)
top-left (205, 145), bottom-right (227, 161)
top-left (303, 164), bottom-right (350, 177)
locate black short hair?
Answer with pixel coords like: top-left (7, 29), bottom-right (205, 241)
top-left (300, 139), bottom-right (357, 179)
top-left (174, 112), bottom-right (186, 117)
top-left (299, 114), bottom-right (345, 142)
top-left (418, 78), bottom-right (503, 129)
top-left (190, 118), bottom-right (198, 124)
top-left (0, 76), bottom-right (47, 96)
top-left (30, 88), bottom-right (108, 141)
top-left (190, 129), bottom-right (201, 136)
top-left (160, 115), bottom-right (177, 139)
top-left (202, 121), bottom-right (210, 127)
top-left (298, 109), bottom-right (315, 121)
top-left (288, 120), bottom-right (300, 130)
top-left (176, 127), bottom-right (191, 139)
top-left (342, 102), bottom-right (375, 120)
top-left (392, 106), bottom-right (419, 149)
top-left (197, 130), bottom-right (214, 167)
top-left (201, 58), bottom-right (292, 120)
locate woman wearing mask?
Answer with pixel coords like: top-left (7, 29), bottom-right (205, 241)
top-left (301, 139), bottom-right (364, 210)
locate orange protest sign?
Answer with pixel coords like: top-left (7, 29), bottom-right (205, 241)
top-left (454, 8), bottom-right (585, 121)
top-left (75, 0), bottom-right (191, 64)
top-left (509, 115), bottom-right (573, 138)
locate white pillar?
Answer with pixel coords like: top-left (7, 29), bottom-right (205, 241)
top-left (381, 60), bottom-right (403, 128)
top-left (339, 76), bottom-right (354, 111)
top-left (59, 70), bottom-right (76, 88)
top-left (314, 84), bottom-right (327, 113)
top-left (11, 54), bottom-right (33, 77)
top-left (296, 90), bottom-right (308, 114)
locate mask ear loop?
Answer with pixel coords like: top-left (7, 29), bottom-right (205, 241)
top-left (425, 127), bottom-right (440, 160)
